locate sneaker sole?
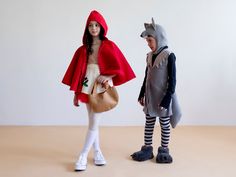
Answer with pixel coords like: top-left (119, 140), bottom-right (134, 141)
top-left (94, 161), bottom-right (106, 166)
top-left (74, 165), bottom-right (86, 171)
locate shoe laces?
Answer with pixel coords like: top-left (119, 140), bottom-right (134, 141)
top-left (94, 151), bottom-right (104, 160)
top-left (77, 154), bottom-right (87, 164)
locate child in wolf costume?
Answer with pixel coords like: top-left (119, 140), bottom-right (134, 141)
top-left (131, 18), bottom-right (181, 163)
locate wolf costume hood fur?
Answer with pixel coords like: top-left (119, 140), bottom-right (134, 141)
top-left (140, 18), bottom-right (168, 54)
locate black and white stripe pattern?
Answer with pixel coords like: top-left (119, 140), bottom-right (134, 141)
top-left (144, 115), bottom-right (171, 147)
top-left (144, 115), bottom-right (156, 146)
top-left (159, 116), bottom-right (171, 148)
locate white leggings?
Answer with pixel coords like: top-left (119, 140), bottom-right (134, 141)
top-left (87, 104), bottom-right (100, 131)
top-left (80, 104), bottom-right (102, 156)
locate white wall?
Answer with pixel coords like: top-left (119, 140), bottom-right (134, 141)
top-left (1, 0), bottom-right (236, 125)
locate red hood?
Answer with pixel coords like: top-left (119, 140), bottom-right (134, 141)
top-left (82, 10), bottom-right (108, 44)
top-left (62, 10), bottom-right (136, 95)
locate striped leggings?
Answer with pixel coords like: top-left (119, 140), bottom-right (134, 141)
top-left (144, 115), bottom-right (171, 148)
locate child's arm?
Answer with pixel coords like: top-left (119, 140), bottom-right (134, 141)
top-left (138, 67), bottom-right (148, 106)
top-left (160, 53), bottom-right (176, 109)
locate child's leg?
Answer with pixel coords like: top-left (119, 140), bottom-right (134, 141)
top-left (131, 115), bottom-right (156, 161)
top-left (88, 105), bottom-right (106, 165)
top-left (81, 104), bottom-right (101, 155)
top-left (156, 116), bottom-right (172, 163)
top-left (75, 104), bottom-right (102, 171)
top-left (159, 116), bottom-right (171, 148)
top-left (93, 132), bottom-right (100, 152)
top-left (91, 104), bottom-right (101, 153)
top-left (144, 115), bottom-right (157, 146)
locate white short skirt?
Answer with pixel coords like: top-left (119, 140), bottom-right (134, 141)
top-left (81, 64), bottom-right (113, 94)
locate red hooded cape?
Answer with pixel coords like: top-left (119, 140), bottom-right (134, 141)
top-left (62, 10), bottom-right (135, 97)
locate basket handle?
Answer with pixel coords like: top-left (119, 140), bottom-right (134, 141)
top-left (91, 81), bottom-right (109, 95)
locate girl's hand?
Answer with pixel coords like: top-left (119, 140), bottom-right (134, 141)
top-left (73, 94), bottom-right (80, 107)
top-left (97, 75), bottom-right (115, 84)
top-left (138, 97), bottom-right (145, 106)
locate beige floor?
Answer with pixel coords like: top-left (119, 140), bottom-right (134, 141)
top-left (0, 126), bottom-right (236, 177)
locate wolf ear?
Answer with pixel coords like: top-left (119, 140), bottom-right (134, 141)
top-left (144, 23), bottom-right (149, 29)
top-left (151, 18), bottom-right (157, 30)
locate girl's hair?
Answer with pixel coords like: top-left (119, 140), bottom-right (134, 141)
top-left (85, 27), bottom-right (105, 55)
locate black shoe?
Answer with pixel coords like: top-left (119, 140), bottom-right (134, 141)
top-left (131, 145), bottom-right (154, 161)
top-left (156, 146), bottom-right (173, 163)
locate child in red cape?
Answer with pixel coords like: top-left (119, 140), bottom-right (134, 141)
top-left (62, 10), bottom-right (135, 171)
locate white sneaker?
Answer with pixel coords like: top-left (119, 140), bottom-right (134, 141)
top-left (94, 151), bottom-right (106, 166)
top-left (75, 154), bottom-right (87, 171)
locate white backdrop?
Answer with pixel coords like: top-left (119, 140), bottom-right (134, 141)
top-left (1, 0), bottom-right (236, 125)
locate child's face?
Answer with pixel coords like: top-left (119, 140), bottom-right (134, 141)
top-left (146, 36), bottom-right (157, 52)
top-left (88, 21), bottom-right (101, 37)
